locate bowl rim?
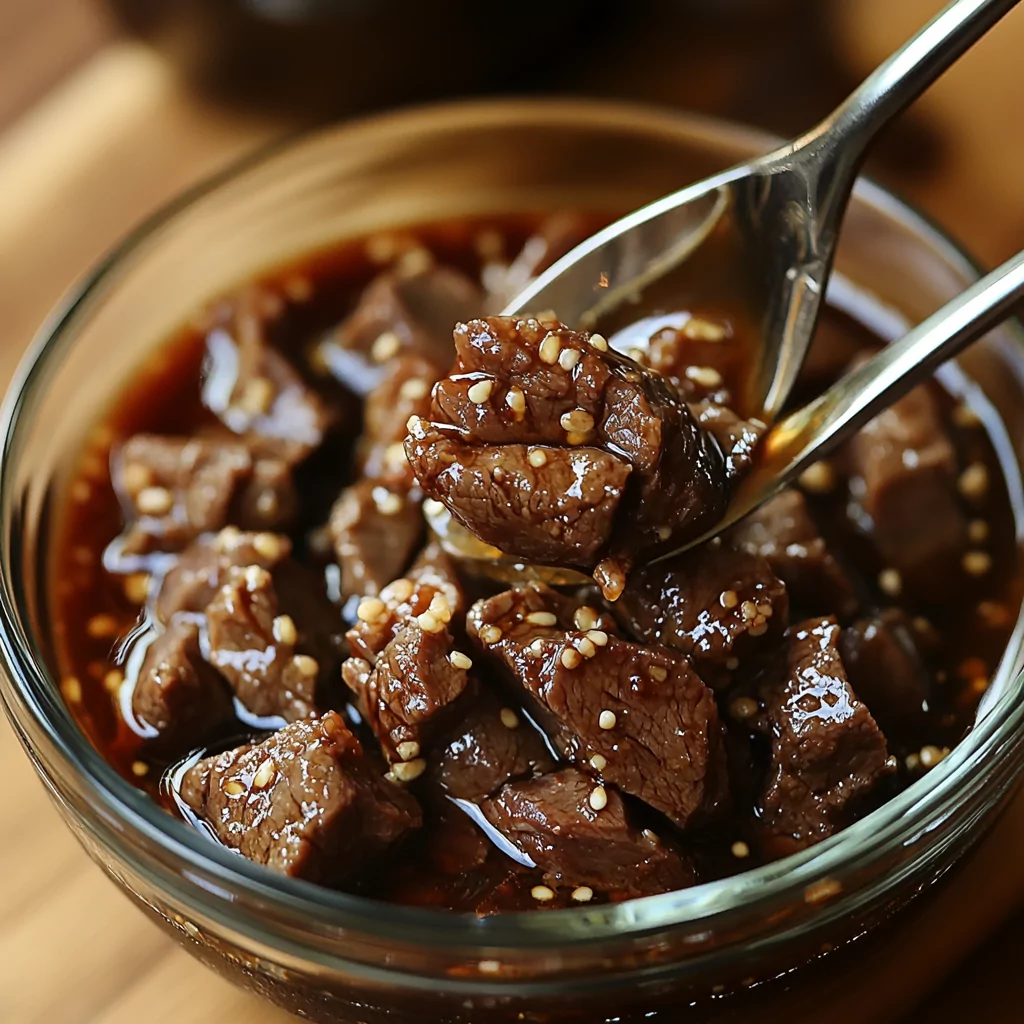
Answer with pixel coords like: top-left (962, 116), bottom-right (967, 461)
top-left (2, 95), bottom-right (1024, 957)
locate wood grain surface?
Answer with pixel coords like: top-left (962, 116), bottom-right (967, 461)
top-left (2, 3), bottom-right (1024, 1022)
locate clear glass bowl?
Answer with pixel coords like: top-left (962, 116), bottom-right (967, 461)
top-left (2, 100), bottom-right (1024, 1024)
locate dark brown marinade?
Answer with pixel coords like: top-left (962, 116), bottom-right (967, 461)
top-left (49, 212), bottom-right (1023, 912)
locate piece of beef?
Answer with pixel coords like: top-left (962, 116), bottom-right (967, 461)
top-left (205, 565), bottom-right (319, 722)
top-left (730, 489), bottom-right (859, 619)
top-left (405, 316), bottom-right (745, 599)
top-left (154, 527), bottom-right (292, 623)
top-left (322, 265), bottom-right (484, 386)
top-left (482, 768), bottom-right (694, 896)
top-left (434, 691), bottom-right (556, 802)
top-left (468, 583), bottom-right (727, 829)
top-left (838, 611), bottom-right (932, 735)
top-left (200, 285), bottom-right (331, 462)
top-left (112, 434), bottom-right (297, 556)
top-left (131, 619), bottom-right (233, 750)
top-left (690, 399), bottom-right (763, 479)
top-left (618, 542), bottom-right (788, 686)
top-left (758, 616), bottom-right (893, 853)
top-left (179, 711), bottom-right (421, 885)
top-left (328, 477), bottom-right (424, 599)
top-left (341, 605), bottom-right (471, 769)
top-left (843, 374), bottom-right (967, 596)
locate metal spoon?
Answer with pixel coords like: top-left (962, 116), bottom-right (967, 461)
top-left (505, 0), bottom-right (1021, 420)
top-left (429, 248), bottom-right (1024, 582)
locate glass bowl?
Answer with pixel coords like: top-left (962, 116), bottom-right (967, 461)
top-left (2, 100), bottom-right (1024, 1024)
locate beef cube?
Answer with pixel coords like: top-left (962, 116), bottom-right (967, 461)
top-left (618, 543), bottom-right (788, 685)
top-left (434, 691), bottom-right (556, 802)
top-left (341, 604), bottom-right (472, 770)
top-left (328, 477), bottom-right (424, 599)
top-left (205, 565), bottom-right (319, 722)
top-left (468, 584), bottom-right (727, 829)
top-left (482, 768), bottom-right (694, 896)
top-left (844, 376), bottom-right (967, 595)
top-left (112, 434), bottom-right (297, 556)
top-left (730, 489), bottom-right (859, 619)
top-left (690, 399), bottom-right (764, 479)
top-left (405, 316), bottom-right (736, 600)
top-left (132, 620), bottom-right (233, 750)
top-left (759, 617), bottom-right (893, 852)
top-left (154, 527), bottom-right (292, 623)
top-left (838, 611), bottom-right (932, 735)
top-left (180, 711), bottom-right (421, 885)
top-left (322, 265), bottom-right (483, 385)
top-left (201, 285), bottom-right (331, 462)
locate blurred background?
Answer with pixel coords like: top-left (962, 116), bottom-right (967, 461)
top-left (1, 1), bottom-right (1023, 1021)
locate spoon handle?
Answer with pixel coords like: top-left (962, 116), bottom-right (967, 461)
top-left (762, 250), bottom-right (1024, 491)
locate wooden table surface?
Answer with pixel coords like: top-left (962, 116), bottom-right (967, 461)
top-left (1, 2), bottom-right (1024, 1021)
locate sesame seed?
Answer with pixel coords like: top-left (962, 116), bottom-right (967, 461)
top-left (292, 654), bottom-right (319, 678)
top-left (730, 697), bottom-right (759, 721)
top-left (478, 959), bottom-right (501, 975)
top-left (682, 317), bottom-right (727, 342)
top-left (255, 490), bottom-right (279, 518)
top-left (803, 879), bottom-right (842, 904)
top-left (968, 519), bottom-right (990, 543)
top-left (273, 615), bottom-right (298, 646)
top-left (963, 551), bottom-right (992, 576)
top-left (725, 657), bottom-right (740, 671)
top-left (589, 333), bottom-right (608, 352)
top-left (126, 760), bottom-right (148, 779)
top-left (559, 409), bottom-right (595, 435)
top-left (103, 669), bottom-right (124, 695)
top-left (978, 600), bottom-right (1012, 627)
top-left (449, 651), bottom-right (473, 670)
top-left (399, 377), bottom-right (430, 401)
top-left (731, 841), bottom-right (750, 859)
top-left (531, 885), bottom-right (555, 902)
top-left (878, 568), bottom-right (902, 597)
top-left (396, 247), bottom-right (433, 277)
top-left (649, 665), bottom-right (668, 682)
top-left (657, 526), bottom-right (672, 541)
top-left (357, 597), bottom-right (388, 623)
top-left (719, 589), bottom-right (739, 609)
top-left (71, 480), bottom-right (92, 503)
top-left (373, 488), bottom-right (404, 516)
top-left (529, 638), bottom-right (546, 656)
top-left (642, 829), bottom-right (659, 844)
top-left (392, 758), bottom-right (427, 782)
top-left (958, 463), bottom-right (989, 501)
top-left (122, 462), bottom-right (154, 493)
top-left (371, 330), bottom-right (402, 363)
top-left (86, 614), bottom-right (119, 639)
top-left (539, 334), bottom-right (561, 364)
top-left (527, 448), bottom-right (548, 468)
top-left (136, 486), bottom-right (173, 516)
top-left (396, 741), bottom-right (421, 762)
top-left (242, 564), bottom-right (269, 590)
top-left (572, 886), bottom-right (594, 903)
top-left (589, 786), bottom-right (608, 811)
top-left (252, 759), bottom-right (277, 789)
top-left (479, 625), bottom-right (503, 645)
top-left (252, 533), bottom-right (284, 560)
top-left (740, 600), bottom-right (758, 622)
top-left (798, 461), bottom-right (836, 495)
top-left (953, 403), bottom-right (982, 428)
top-left (576, 637), bottom-right (597, 659)
top-left (506, 387), bottom-right (526, 415)
top-left (684, 365), bottom-right (723, 389)
top-left (590, 754), bottom-right (607, 771)
top-left (383, 442), bottom-right (408, 469)
top-left (467, 379), bottom-right (494, 404)
top-left (123, 573), bottom-right (150, 604)
top-left (428, 592), bottom-right (452, 623)
top-left (558, 348), bottom-right (581, 371)
top-left (573, 607), bottom-right (599, 631)
top-left (561, 648), bottom-right (581, 669)
top-left (224, 780), bottom-right (246, 796)
top-left (598, 710), bottom-right (616, 730)
top-left (919, 744), bottom-right (947, 769)
top-left (500, 707), bottom-right (520, 729)
top-left (422, 497), bottom-right (445, 517)
top-left (417, 612), bottom-right (443, 633)
top-left (524, 611), bottom-right (556, 627)
top-left (61, 677), bottom-right (82, 703)
top-left (237, 376), bottom-right (275, 416)
top-left (586, 629), bottom-right (608, 647)
top-left (406, 414), bottom-right (424, 434)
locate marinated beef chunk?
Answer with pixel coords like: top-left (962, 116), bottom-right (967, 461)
top-left (205, 565), bottom-right (319, 722)
top-left (112, 434), bottom-right (297, 556)
top-left (180, 711), bottom-right (421, 885)
top-left (434, 691), bottom-right (556, 802)
top-left (341, 609), bottom-right (472, 769)
top-left (839, 611), bottom-right (932, 735)
top-left (359, 354), bottom-right (439, 484)
top-left (154, 527), bottom-right (292, 623)
top-left (200, 285), bottom-right (331, 462)
top-left (324, 265), bottom-right (484, 381)
top-left (690, 399), bottom-right (764, 479)
top-left (482, 768), bottom-right (694, 896)
top-left (405, 315), bottom-right (737, 599)
top-left (759, 617), bottom-right (893, 852)
top-left (618, 543), bottom-right (788, 685)
top-left (730, 489), bottom-right (859, 619)
top-left (328, 477), bottom-right (424, 599)
top-left (132, 619), bottom-right (233, 750)
top-left (468, 583), bottom-right (727, 829)
top-left (844, 376), bottom-right (967, 596)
